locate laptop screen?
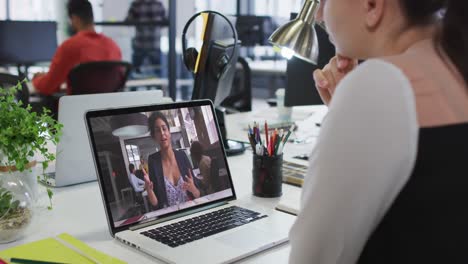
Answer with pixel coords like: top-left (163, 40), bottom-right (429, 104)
top-left (85, 100), bottom-right (236, 234)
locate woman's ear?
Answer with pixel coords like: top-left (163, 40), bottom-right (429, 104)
top-left (363, 0), bottom-right (384, 29)
top-left (316, 0), bottom-right (324, 22)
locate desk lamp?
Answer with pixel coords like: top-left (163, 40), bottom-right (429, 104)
top-left (268, 0), bottom-right (322, 64)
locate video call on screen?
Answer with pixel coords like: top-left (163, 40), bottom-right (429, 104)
top-left (88, 105), bottom-right (233, 227)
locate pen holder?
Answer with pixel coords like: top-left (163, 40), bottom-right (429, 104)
top-left (252, 154), bottom-right (283, 198)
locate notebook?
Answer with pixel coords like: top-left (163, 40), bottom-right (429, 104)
top-left (275, 185), bottom-right (301, 215)
top-left (41, 90), bottom-right (169, 187)
top-left (282, 160), bottom-right (308, 187)
top-left (0, 233), bottom-right (125, 264)
top-left (84, 100), bottom-right (296, 264)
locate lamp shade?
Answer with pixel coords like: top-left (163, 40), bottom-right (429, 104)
top-left (110, 113), bottom-right (149, 137)
top-left (268, 0), bottom-right (321, 64)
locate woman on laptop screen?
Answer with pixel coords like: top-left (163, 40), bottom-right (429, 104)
top-left (144, 111), bottom-right (201, 209)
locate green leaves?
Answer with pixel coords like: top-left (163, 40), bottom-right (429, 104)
top-left (0, 83), bottom-right (62, 214)
top-left (47, 188), bottom-right (53, 210)
top-left (0, 83), bottom-right (63, 172)
top-left (0, 187), bottom-right (17, 217)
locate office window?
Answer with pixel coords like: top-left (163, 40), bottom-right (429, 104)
top-left (7, 0), bottom-right (102, 21)
top-left (9, 0), bottom-right (56, 20)
top-left (0, 0), bottom-right (5, 20)
top-left (254, 0), bottom-right (302, 18)
top-left (201, 106), bottom-right (218, 144)
top-left (126, 144), bottom-right (141, 169)
top-left (195, 0), bottom-right (236, 14)
top-left (181, 108), bottom-right (198, 143)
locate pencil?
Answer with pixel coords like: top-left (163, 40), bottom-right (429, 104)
top-left (264, 121), bottom-right (269, 153)
top-left (9, 258), bottom-right (68, 264)
top-left (282, 124), bottom-right (295, 144)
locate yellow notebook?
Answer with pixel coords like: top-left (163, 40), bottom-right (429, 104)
top-left (0, 233), bottom-right (126, 264)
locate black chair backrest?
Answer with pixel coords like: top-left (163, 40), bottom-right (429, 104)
top-left (221, 56), bottom-right (252, 112)
top-left (68, 61), bottom-right (132, 95)
top-left (0, 73), bottom-right (29, 106)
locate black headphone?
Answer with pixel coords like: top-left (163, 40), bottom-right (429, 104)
top-left (182, 10), bottom-right (238, 80)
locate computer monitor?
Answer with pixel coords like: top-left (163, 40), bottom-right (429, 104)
top-left (190, 13), bottom-right (244, 155)
top-left (191, 13), bottom-right (238, 106)
top-left (284, 13), bottom-right (335, 107)
top-left (235, 15), bottom-right (274, 47)
top-left (0, 21), bottom-right (57, 65)
top-left (192, 40), bottom-right (238, 106)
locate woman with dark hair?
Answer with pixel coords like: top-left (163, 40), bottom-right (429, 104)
top-left (144, 111), bottom-right (201, 209)
top-left (290, 0), bottom-right (468, 263)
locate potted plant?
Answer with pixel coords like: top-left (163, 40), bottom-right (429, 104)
top-left (0, 83), bottom-right (62, 243)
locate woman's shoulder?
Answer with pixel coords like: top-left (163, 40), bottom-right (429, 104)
top-left (332, 59), bottom-right (416, 118)
top-left (339, 59), bottom-right (412, 94)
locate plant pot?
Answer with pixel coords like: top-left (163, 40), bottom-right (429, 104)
top-left (0, 166), bottom-right (35, 243)
top-left (0, 159), bottom-right (39, 201)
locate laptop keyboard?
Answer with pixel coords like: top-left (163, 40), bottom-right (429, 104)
top-left (140, 206), bottom-right (267, 248)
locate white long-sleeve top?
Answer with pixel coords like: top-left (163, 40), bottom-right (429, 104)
top-left (289, 59), bottom-right (419, 264)
top-left (130, 172), bottom-right (145, 192)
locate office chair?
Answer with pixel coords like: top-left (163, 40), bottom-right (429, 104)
top-left (0, 73), bottom-right (29, 106)
top-left (220, 56), bottom-right (252, 113)
top-left (68, 61), bottom-right (132, 95)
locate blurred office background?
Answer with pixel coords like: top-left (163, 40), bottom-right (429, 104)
top-left (0, 0), bottom-right (308, 102)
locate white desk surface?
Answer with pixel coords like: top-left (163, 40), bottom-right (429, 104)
top-left (125, 78), bottom-right (193, 88)
top-left (0, 105), bottom-right (326, 263)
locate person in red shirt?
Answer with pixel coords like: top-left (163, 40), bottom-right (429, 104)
top-left (32, 0), bottom-right (122, 95)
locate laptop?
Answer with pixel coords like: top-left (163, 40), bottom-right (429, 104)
top-left (43, 90), bottom-right (168, 187)
top-left (85, 100), bottom-right (296, 264)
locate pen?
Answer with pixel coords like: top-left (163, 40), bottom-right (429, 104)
top-left (247, 133), bottom-right (256, 152)
top-left (9, 258), bottom-right (68, 264)
top-left (278, 124), bottom-right (295, 154)
top-left (264, 121), bottom-right (269, 153)
top-left (282, 124), bottom-right (295, 144)
top-left (272, 129), bottom-right (278, 156)
top-left (274, 129), bottom-right (283, 155)
top-left (256, 123), bottom-right (262, 145)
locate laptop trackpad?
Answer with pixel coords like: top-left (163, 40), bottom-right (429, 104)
top-left (216, 227), bottom-right (277, 250)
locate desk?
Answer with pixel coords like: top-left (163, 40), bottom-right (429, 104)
top-left (226, 105), bottom-right (327, 167)
top-left (0, 105), bottom-right (327, 263)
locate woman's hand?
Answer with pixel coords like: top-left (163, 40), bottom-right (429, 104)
top-left (183, 169), bottom-right (201, 198)
top-left (144, 173), bottom-right (158, 206)
top-left (313, 55), bottom-right (358, 105)
top-left (144, 173), bottom-right (153, 190)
